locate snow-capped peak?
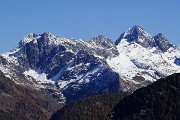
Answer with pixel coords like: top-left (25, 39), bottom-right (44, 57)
top-left (115, 25), bottom-right (155, 48)
top-left (89, 35), bottom-right (114, 49)
top-left (40, 32), bottom-right (56, 39)
top-left (154, 33), bottom-right (169, 43)
top-left (129, 25), bottom-right (144, 34)
top-left (18, 32), bottom-right (58, 47)
top-left (153, 33), bottom-right (174, 52)
top-left (18, 33), bottom-right (40, 47)
top-left (118, 25), bottom-right (144, 40)
top-left (156, 33), bottom-right (164, 38)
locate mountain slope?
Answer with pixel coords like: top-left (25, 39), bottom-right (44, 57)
top-left (0, 25), bottom-right (179, 104)
top-left (107, 25), bottom-right (180, 92)
top-left (0, 33), bottom-right (120, 103)
top-left (0, 70), bottom-right (63, 120)
top-left (50, 93), bottom-right (127, 120)
top-left (109, 73), bottom-right (180, 120)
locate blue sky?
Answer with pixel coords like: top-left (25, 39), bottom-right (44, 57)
top-left (0, 0), bottom-right (180, 53)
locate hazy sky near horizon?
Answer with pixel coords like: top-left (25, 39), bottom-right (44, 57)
top-left (0, 0), bottom-right (180, 53)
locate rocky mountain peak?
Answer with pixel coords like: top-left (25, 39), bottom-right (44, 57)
top-left (130, 25), bottom-right (144, 34)
top-left (89, 35), bottom-right (114, 49)
top-left (154, 33), bottom-right (173, 52)
top-left (18, 32), bottom-right (58, 48)
top-left (154, 33), bottom-right (167, 41)
top-left (18, 33), bottom-right (40, 47)
top-left (40, 32), bottom-right (56, 39)
top-left (115, 25), bottom-right (155, 48)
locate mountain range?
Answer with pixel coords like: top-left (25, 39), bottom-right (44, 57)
top-left (0, 25), bottom-right (179, 104)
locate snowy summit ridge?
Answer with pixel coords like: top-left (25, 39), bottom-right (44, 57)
top-left (18, 32), bottom-right (58, 47)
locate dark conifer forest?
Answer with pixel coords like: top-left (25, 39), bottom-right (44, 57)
top-left (110, 73), bottom-right (180, 120)
top-left (50, 93), bottom-right (127, 120)
top-left (0, 71), bottom-right (63, 120)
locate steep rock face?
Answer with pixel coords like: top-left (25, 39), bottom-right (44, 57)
top-left (59, 50), bottom-right (120, 103)
top-left (0, 33), bottom-right (119, 103)
top-left (89, 35), bottom-right (119, 58)
top-left (154, 33), bottom-right (174, 52)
